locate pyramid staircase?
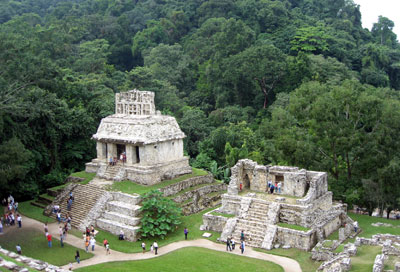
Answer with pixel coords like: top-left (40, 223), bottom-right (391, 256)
top-left (97, 162), bottom-right (126, 181)
top-left (96, 192), bottom-right (141, 241)
top-left (49, 184), bottom-right (106, 229)
top-left (230, 200), bottom-right (280, 249)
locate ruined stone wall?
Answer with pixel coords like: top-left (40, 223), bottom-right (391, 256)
top-left (275, 227), bottom-right (317, 251)
top-left (173, 183), bottom-right (227, 203)
top-left (279, 204), bottom-right (307, 226)
top-left (297, 171), bottom-right (328, 205)
top-left (158, 174), bottom-right (214, 196)
top-left (219, 194), bottom-right (242, 216)
top-left (201, 211), bottom-right (229, 232)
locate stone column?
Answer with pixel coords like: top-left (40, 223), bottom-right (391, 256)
top-left (107, 143), bottom-right (117, 160)
top-left (96, 142), bottom-right (107, 161)
top-left (125, 144), bottom-right (137, 165)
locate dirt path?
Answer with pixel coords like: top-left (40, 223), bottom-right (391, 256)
top-left (6, 216), bottom-right (302, 272)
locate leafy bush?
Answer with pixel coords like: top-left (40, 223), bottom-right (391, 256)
top-left (139, 190), bottom-right (182, 239)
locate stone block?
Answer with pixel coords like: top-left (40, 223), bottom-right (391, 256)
top-left (395, 261), bottom-right (400, 272)
top-left (202, 233), bottom-right (212, 238)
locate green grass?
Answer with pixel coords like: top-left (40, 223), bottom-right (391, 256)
top-left (72, 208), bottom-right (220, 253)
top-left (326, 229), bottom-right (339, 240)
top-left (210, 212), bottom-right (235, 218)
top-left (384, 255), bottom-right (400, 270)
top-left (39, 193), bottom-right (55, 201)
top-left (172, 180), bottom-right (223, 198)
top-left (70, 171), bottom-right (96, 185)
top-left (0, 228), bottom-right (93, 266)
top-left (255, 247), bottom-right (321, 272)
top-left (349, 212), bottom-right (400, 238)
top-left (322, 240), bottom-right (334, 248)
top-left (334, 244), bottom-right (344, 253)
top-left (350, 245), bottom-right (382, 271)
top-left (0, 253), bottom-right (37, 272)
top-left (110, 168), bottom-right (208, 195)
top-left (75, 247), bottom-right (284, 272)
top-left (277, 223), bottom-right (310, 232)
top-left (18, 201), bottom-right (55, 223)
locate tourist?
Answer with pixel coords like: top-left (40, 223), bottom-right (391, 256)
top-left (10, 212), bottom-right (15, 225)
top-left (239, 183), bottom-right (243, 191)
top-left (119, 229), bottom-right (124, 240)
top-left (231, 238), bottom-right (235, 250)
top-left (90, 237), bottom-right (96, 251)
top-left (109, 156), bottom-right (113, 166)
top-left (56, 211), bottom-right (61, 224)
top-left (353, 221), bottom-right (358, 233)
top-left (85, 236), bottom-right (89, 253)
top-left (106, 243), bottom-right (110, 255)
top-left (86, 227), bottom-right (90, 236)
top-left (270, 183), bottom-right (275, 194)
top-left (0, 220), bottom-right (3, 234)
top-left (67, 198), bottom-right (72, 211)
top-left (240, 230), bottom-right (245, 241)
top-left (69, 262), bottom-right (72, 271)
top-left (17, 214), bottom-right (21, 228)
top-left (90, 225), bottom-right (95, 236)
top-left (8, 202), bottom-right (12, 212)
top-left (120, 153), bottom-right (124, 165)
top-left (267, 180), bottom-right (272, 193)
top-left (150, 244), bottom-right (153, 253)
top-left (47, 233), bottom-right (52, 248)
top-left (103, 238), bottom-right (108, 248)
top-left (123, 152), bottom-right (126, 164)
top-left (184, 227), bottom-right (188, 240)
top-left (44, 223), bottom-right (48, 233)
top-left (16, 244), bottom-right (22, 254)
top-left (14, 202), bottom-right (18, 212)
top-left (1, 198), bottom-right (6, 206)
top-left (141, 242), bottom-right (146, 253)
top-left (153, 241), bottom-right (158, 255)
top-left (240, 240), bottom-right (245, 254)
top-left (226, 237), bottom-right (232, 251)
top-left (75, 250), bottom-right (80, 264)
top-left (277, 182), bottom-right (282, 194)
top-left (60, 232), bottom-right (64, 248)
top-left (53, 204), bottom-right (60, 213)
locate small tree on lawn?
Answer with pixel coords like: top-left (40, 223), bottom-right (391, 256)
top-left (139, 189), bottom-right (182, 239)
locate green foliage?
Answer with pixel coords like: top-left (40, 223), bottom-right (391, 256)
top-left (139, 190), bottom-right (182, 239)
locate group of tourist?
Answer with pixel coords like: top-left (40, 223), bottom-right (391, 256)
top-left (84, 225), bottom-right (97, 252)
top-left (1, 194), bottom-right (22, 235)
top-left (226, 230), bottom-right (246, 254)
top-left (267, 180), bottom-right (282, 194)
top-left (108, 152), bottom-right (127, 166)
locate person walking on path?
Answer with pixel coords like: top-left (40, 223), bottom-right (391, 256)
top-left (16, 244), bottom-right (21, 254)
top-left (240, 240), bottom-right (245, 254)
top-left (153, 241), bottom-right (158, 255)
top-left (106, 243), bottom-right (110, 255)
top-left (90, 237), bottom-right (96, 251)
top-left (44, 223), bottom-right (48, 233)
top-left (17, 214), bottom-right (21, 228)
top-left (184, 227), bottom-right (188, 240)
top-left (231, 239), bottom-right (235, 250)
top-left (75, 250), bottom-right (80, 264)
top-left (103, 239), bottom-right (108, 249)
top-left (47, 234), bottom-right (52, 248)
top-left (226, 237), bottom-right (232, 251)
top-left (141, 242), bottom-right (146, 253)
top-left (85, 236), bottom-right (89, 253)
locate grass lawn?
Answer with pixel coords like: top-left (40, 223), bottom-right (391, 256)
top-left (350, 245), bottom-right (382, 271)
top-left (110, 168), bottom-right (208, 195)
top-left (277, 223), bottom-right (310, 232)
top-left (349, 212), bottom-right (400, 238)
top-left (75, 247), bottom-right (284, 272)
top-left (0, 227), bottom-right (93, 266)
top-left (255, 247), bottom-right (321, 272)
top-left (210, 211), bottom-right (235, 218)
top-left (70, 171), bottom-right (96, 185)
top-left (72, 208), bottom-right (221, 253)
top-left (18, 201), bottom-right (55, 223)
top-left (384, 255), bottom-right (400, 270)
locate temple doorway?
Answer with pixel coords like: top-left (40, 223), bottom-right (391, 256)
top-left (243, 174), bottom-right (250, 189)
top-left (135, 146), bottom-right (140, 163)
top-left (117, 144), bottom-right (126, 159)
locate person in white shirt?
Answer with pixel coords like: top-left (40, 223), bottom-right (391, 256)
top-left (90, 237), bottom-right (96, 251)
top-left (153, 241), bottom-right (158, 255)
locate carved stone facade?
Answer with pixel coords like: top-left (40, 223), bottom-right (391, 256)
top-left (202, 159), bottom-right (351, 251)
top-left (85, 89), bottom-right (191, 184)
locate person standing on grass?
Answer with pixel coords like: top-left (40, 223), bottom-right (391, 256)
top-left (153, 241), bottom-right (158, 255)
top-left (90, 236), bottom-right (96, 251)
top-left (16, 244), bottom-right (21, 254)
top-left (141, 242), bottom-right (146, 253)
top-left (184, 227), bottom-right (188, 240)
top-left (47, 233), bottom-right (52, 248)
top-left (75, 250), bottom-right (80, 264)
top-left (17, 214), bottom-right (21, 228)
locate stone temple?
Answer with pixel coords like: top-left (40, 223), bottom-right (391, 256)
top-left (85, 89), bottom-right (192, 185)
top-left (201, 159), bottom-right (354, 251)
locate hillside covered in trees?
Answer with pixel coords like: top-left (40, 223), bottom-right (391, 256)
top-left (1, 0), bottom-right (400, 216)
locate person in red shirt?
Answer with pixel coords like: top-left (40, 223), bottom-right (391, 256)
top-left (47, 234), bottom-right (52, 248)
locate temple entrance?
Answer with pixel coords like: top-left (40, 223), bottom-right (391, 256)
top-left (117, 144), bottom-right (126, 159)
top-left (135, 146), bottom-right (140, 163)
top-left (243, 174), bottom-right (250, 189)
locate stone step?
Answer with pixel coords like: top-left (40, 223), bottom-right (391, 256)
top-left (96, 218), bottom-right (140, 241)
top-left (234, 224), bottom-right (266, 234)
top-left (112, 192), bottom-right (141, 205)
top-left (261, 225), bottom-right (277, 250)
top-left (106, 201), bottom-right (141, 217)
top-left (102, 211), bottom-right (140, 226)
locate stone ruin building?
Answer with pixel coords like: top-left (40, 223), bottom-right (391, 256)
top-left (85, 89), bottom-right (192, 185)
top-left (201, 159), bottom-right (354, 251)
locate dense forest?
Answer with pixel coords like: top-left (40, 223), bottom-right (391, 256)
top-left (1, 0), bottom-right (400, 216)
